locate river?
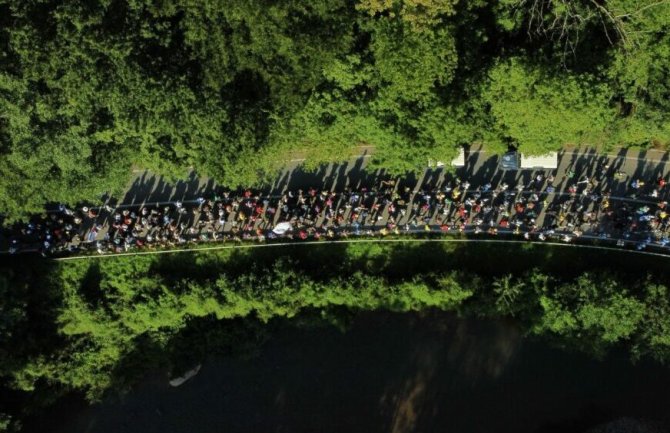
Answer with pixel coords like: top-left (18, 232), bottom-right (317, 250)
top-left (28, 312), bottom-right (670, 433)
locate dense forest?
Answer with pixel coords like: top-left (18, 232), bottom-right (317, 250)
top-left (0, 0), bottom-right (669, 219)
top-left (1, 242), bottom-right (670, 430)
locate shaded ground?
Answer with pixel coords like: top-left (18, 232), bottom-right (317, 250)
top-left (118, 147), bottom-right (670, 206)
top-left (31, 312), bottom-right (670, 433)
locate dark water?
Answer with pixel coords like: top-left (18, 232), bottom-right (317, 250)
top-left (32, 313), bottom-right (670, 433)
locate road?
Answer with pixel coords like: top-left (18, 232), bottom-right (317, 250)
top-left (116, 145), bottom-right (669, 206)
top-left (4, 145), bottom-right (670, 256)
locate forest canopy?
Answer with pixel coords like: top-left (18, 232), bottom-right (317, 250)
top-left (0, 0), bottom-right (669, 219)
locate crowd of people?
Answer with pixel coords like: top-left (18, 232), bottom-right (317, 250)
top-left (2, 162), bottom-right (670, 257)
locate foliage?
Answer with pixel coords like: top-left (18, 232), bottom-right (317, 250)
top-left (483, 58), bottom-right (615, 153)
top-left (532, 273), bottom-right (646, 354)
top-left (356, 0), bottom-right (458, 31)
top-left (0, 0), bottom-right (669, 219)
top-left (1, 242), bottom-right (670, 412)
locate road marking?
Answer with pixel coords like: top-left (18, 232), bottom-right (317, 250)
top-left (131, 149), bottom-right (669, 175)
top-left (288, 154), bottom-right (373, 162)
top-left (131, 154), bottom-right (376, 172)
top-left (50, 237), bottom-right (670, 261)
top-left (468, 149), bottom-right (670, 166)
top-left (562, 151), bottom-right (670, 166)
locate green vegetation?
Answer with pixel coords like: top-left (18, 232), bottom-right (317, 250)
top-left (2, 1), bottom-right (670, 429)
top-left (1, 242), bottom-right (670, 430)
top-left (1, 0), bottom-right (670, 219)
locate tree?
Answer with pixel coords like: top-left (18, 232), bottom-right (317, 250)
top-left (356, 0), bottom-right (458, 31)
top-left (636, 283), bottom-right (670, 360)
top-left (0, 0), bottom-right (669, 218)
top-left (483, 58), bottom-right (614, 154)
top-left (492, 274), bottom-right (525, 316)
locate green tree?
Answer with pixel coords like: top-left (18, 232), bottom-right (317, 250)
top-left (492, 274), bottom-right (525, 316)
top-left (483, 58), bottom-right (614, 154)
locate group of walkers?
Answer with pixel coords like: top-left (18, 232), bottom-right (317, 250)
top-left (2, 161), bottom-right (670, 257)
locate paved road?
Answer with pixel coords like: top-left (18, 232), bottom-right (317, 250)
top-left (116, 146), bottom-right (670, 205)
top-left (5, 145), bottom-right (670, 256)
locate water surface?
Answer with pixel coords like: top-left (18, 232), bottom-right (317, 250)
top-left (33, 312), bottom-right (670, 433)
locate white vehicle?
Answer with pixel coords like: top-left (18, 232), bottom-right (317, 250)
top-left (272, 222), bottom-right (293, 235)
top-left (520, 152), bottom-right (558, 169)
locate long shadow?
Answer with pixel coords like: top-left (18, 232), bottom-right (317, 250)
top-left (607, 148), bottom-right (630, 194)
top-left (121, 172), bottom-right (156, 205)
top-left (583, 148), bottom-right (598, 178)
top-left (78, 261), bottom-right (103, 308)
top-left (470, 156), bottom-right (499, 187)
top-left (181, 172), bottom-right (203, 201)
top-left (196, 178), bottom-right (216, 199)
top-left (283, 163), bottom-right (335, 192)
top-left (634, 150), bottom-right (670, 196)
top-left (145, 177), bottom-right (170, 203)
top-left (397, 169), bottom-right (420, 192)
top-left (269, 169), bottom-right (292, 194)
top-left (170, 172), bottom-right (196, 202)
top-left (651, 153), bottom-right (669, 180)
top-left (461, 149), bottom-right (484, 179)
top-left (120, 171), bottom-right (220, 206)
top-left (345, 153), bottom-right (373, 190)
top-left (629, 149), bottom-right (650, 193)
top-left (564, 148), bottom-right (581, 172)
top-left (327, 162), bottom-right (349, 192)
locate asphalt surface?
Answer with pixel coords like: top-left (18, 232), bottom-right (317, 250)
top-left (117, 146), bottom-right (668, 202)
top-left (5, 145), bottom-right (670, 256)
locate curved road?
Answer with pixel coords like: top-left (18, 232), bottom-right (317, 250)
top-left (4, 145), bottom-right (670, 257)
